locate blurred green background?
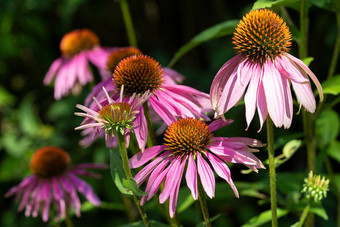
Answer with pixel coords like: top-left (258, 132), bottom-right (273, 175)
top-left (1, 0), bottom-right (339, 226)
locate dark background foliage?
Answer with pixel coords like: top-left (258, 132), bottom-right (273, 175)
top-left (0, 0), bottom-right (339, 226)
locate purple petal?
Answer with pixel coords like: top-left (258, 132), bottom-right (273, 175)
top-left (292, 81), bottom-right (316, 113)
top-left (208, 118), bottom-right (233, 132)
top-left (275, 55), bottom-right (309, 83)
top-left (197, 153), bottom-right (215, 198)
top-left (162, 67), bottom-right (185, 84)
top-left (44, 58), bottom-right (63, 85)
top-left (281, 75), bottom-right (293, 128)
top-left (129, 145), bottom-right (167, 168)
top-left (185, 153), bottom-right (198, 200)
top-left (256, 82), bottom-right (268, 131)
top-left (133, 108), bottom-right (148, 152)
top-left (206, 152), bottom-right (239, 197)
top-left (149, 96), bottom-right (177, 125)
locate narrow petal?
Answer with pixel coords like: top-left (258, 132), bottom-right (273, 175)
top-left (285, 53), bottom-right (323, 101)
top-left (206, 152), bottom-right (239, 197)
top-left (185, 153), bottom-right (198, 200)
top-left (256, 82), bottom-right (268, 131)
top-left (197, 153), bottom-right (215, 198)
top-left (208, 118), bottom-right (233, 132)
top-left (44, 58), bottom-right (63, 85)
top-left (210, 55), bottom-right (243, 110)
top-left (262, 61), bottom-right (285, 128)
top-left (133, 108), bottom-right (148, 152)
top-left (280, 75), bottom-right (293, 128)
top-left (129, 145), bottom-right (167, 168)
top-left (169, 156), bottom-right (187, 218)
top-left (244, 63), bottom-right (261, 129)
top-left (275, 55), bottom-right (309, 83)
top-left (162, 67), bottom-right (185, 84)
top-left (149, 96), bottom-right (177, 125)
top-left (291, 81), bottom-right (316, 113)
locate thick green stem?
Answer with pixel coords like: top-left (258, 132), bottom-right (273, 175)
top-left (327, 13), bottom-right (340, 79)
top-left (116, 133), bottom-right (150, 227)
top-left (302, 111), bottom-right (316, 172)
top-left (119, 0), bottom-right (137, 47)
top-left (197, 179), bottom-right (211, 227)
top-left (266, 117), bottom-right (278, 227)
top-left (297, 198), bottom-right (313, 227)
top-left (143, 102), bottom-right (157, 147)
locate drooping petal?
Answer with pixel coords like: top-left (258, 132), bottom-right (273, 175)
top-left (162, 67), bottom-right (185, 84)
top-left (256, 82), bottom-right (268, 131)
top-left (210, 54), bottom-right (243, 110)
top-left (133, 109), bottom-right (148, 152)
top-left (292, 81), bottom-right (316, 113)
top-left (197, 152), bottom-right (215, 198)
top-left (262, 60), bottom-right (285, 128)
top-left (44, 58), bottom-right (63, 85)
top-left (149, 96), bottom-right (177, 125)
top-left (280, 75), bottom-right (293, 128)
top-left (285, 53), bottom-right (323, 101)
top-left (275, 55), bottom-right (309, 83)
top-left (206, 152), bottom-right (239, 197)
top-left (169, 156), bottom-right (187, 218)
top-left (208, 118), bottom-right (233, 132)
top-left (185, 153), bottom-right (198, 200)
top-left (244, 63), bottom-right (261, 129)
top-left (129, 145), bottom-right (167, 168)
top-left (159, 156), bottom-right (182, 203)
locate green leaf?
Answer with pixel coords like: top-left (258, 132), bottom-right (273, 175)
top-left (177, 188), bottom-right (195, 213)
top-left (327, 140), bottom-right (340, 163)
top-left (0, 85), bottom-right (15, 106)
top-left (310, 0), bottom-right (337, 11)
top-left (19, 94), bottom-right (41, 136)
top-left (316, 109), bottom-right (340, 149)
top-left (301, 57), bottom-right (314, 67)
top-left (109, 150), bottom-right (132, 195)
top-left (309, 204), bottom-right (329, 220)
top-left (252, 0), bottom-right (301, 11)
top-left (123, 178), bottom-right (148, 196)
top-left (321, 75), bottom-right (340, 95)
top-left (167, 20), bottom-right (238, 67)
top-left (282, 139), bottom-right (302, 157)
top-left (241, 208), bottom-right (289, 227)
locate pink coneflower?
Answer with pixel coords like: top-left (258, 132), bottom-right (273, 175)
top-left (210, 9), bottom-right (323, 130)
top-left (44, 29), bottom-right (115, 100)
top-left (5, 146), bottom-right (107, 222)
top-left (75, 86), bottom-right (151, 151)
top-left (129, 118), bottom-right (264, 217)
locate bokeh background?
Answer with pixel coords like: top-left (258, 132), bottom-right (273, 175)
top-left (0, 0), bottom-right (339, 226)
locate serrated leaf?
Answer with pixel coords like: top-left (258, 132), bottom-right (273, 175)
top-left (327, 140), bottom-right (340, 163)
top-left (316, 109), bottom-right (340, 149)
top-left (123, 178), bottom-right (147, 196)
top-left (167, 20), bottom-right (238, 67)
top-left (320, 75), bottom-right (340, 95)
top-left (241, 208), bottom-right (289, 227)
top-left (252, 0), bottom-right (301, 11)
top-left (109, 150), bottom-right (132, 195)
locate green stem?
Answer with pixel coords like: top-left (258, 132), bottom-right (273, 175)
top-left (116, 133), bottom-right (150, 227)
top-left (299, 0), bottom-right (309, 59)
top-left (324, 157), bottom-right (340, 227)
top-left (302, 111), bottom-right (316, 172)
top-left (119, 0), bottom-right (137, 47)
top-left (197, 179), bottom-right (211, 227)
top-left (65, 214), bottom-right (74, 227)
top-left (143, 102), bottom-right (157, 147)
top-left (266, 117), bottom-right (278, 227)
top-left (327, 13), bottom-right (340, 79)
top-left (297, 198), bottom-right (313, 227)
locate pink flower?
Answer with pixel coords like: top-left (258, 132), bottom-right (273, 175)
top-left (75, 86), bottom-right (151, 151)
top-left (129, 118), bottom-right (264, 217)
top-left (44, 29), bottom-right (115, 100)
top-left (79, 55), bottom-right (211, 148)
top-left (5, 146), bottom-right (107, 222)
top-left (210, 9), bottom-right (323, 130)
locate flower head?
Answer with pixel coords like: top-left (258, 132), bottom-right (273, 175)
top-left (210, 9), bottom-right (323, 130)
top-left (44, 29), bottom-right (115, 100)
top-left (5, 146), bottom-right (107, 222)
top-left (302, 171), bottom-right (329, 202)
top-left (75, 86), bottom-right (151, 151)
top-left (129, 118), bottom-right (264, 217)
top-left (106, 47), bottom-right (143, 73)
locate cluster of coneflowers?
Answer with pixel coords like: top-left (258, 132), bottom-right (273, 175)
top-left (5, 8), bottom-right (323, 225)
